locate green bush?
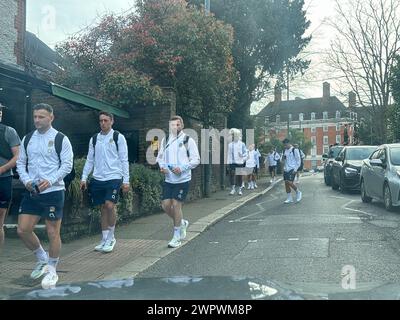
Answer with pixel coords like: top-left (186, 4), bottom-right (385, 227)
top-left (66, 159), bottom-right (163, 218)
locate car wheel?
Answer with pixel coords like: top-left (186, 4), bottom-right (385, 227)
top-left (384, 183), bottom-right (394, 211)
top-left (361, 179), bottom-right (372, 203)
top-left (331, 174), bottom-right (339, 190)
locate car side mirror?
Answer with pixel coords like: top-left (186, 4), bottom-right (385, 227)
top-left (370, 159), bottom-right (383, 167)
top-left (335, 156), bottom-right (341, 161)
top-left (322, 154), bottom-right (328, 160)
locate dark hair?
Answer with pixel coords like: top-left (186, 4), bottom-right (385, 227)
top-left (99, 111), bottom-right (114, 121)
top-left (33, 103), bottom-right (53, 114)
top-left (282, 138), bottom-right (290, 144)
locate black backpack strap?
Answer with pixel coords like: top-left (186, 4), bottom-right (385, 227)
top-left (23, 131), bottom-right (35, 172)
top-left (183, 134), bottom-right (190, 158)
top-left (54, 132), bottom-right (65, 166)
top-left (113, 130), bottom-right (120, 153)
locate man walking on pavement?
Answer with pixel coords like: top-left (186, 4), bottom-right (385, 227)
top-left (156, 115), bottom-right (200, 248)
top-left (265, 147), bottom-right (280, 183)
top-left (81, 111), bottom-right (130, 253)
top-left (16, 103), bottom-right (73, 289)
top-left (0, 103), bottom-right (21, 248)
top-left (282, 138), bottom-right (302, 204)
top-left (227, 128), bottom-right (248, 196)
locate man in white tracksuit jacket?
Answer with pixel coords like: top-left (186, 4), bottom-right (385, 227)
top-left (156, 116), bottom-right (200, 248)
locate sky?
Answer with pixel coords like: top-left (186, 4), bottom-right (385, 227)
top-left (26, 0), bottom-right (341, 114)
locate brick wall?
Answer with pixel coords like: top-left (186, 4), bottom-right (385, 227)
top-left (0, 0), bottom-right (22, 67)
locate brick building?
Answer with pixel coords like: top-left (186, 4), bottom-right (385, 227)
top-left (257, 82), bottom-right (357, 170)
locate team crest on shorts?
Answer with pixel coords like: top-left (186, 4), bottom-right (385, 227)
top-left (49, 206), bottom-right (56, 212)
top-left (113, 189), bottom-right (117, 194)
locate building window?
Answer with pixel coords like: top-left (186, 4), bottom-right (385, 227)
top-left (323, 136), bottom-right (328, 145)
top-left (323, 125), bottom-right (328, 132)
top-left (336, 111), bottom-right (340, 119)
top-left (336, 123), bottom-right (340, 131)
top-left (354, 113), bottom-right (357, 121)
top-left (299, 113), bottom-right (304, 121)
top-left (288, 114), bottom-right (292, 122)
top-left (311, 112), bottom-right (316, 120)
top-left (311, 146), bottom-right (316, 157)
top-left (323, 146), bottom-right (329, 154)
top-left (323, 112), bottom-right (328, 120)
top-left (276, 115), bottom-right (280, 123)
top-left (336, 135), bottom-right (341, 144)
top-left (311, 136), bottom-right (316, 145)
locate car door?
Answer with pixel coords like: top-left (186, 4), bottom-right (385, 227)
top-left (363, 149), bottom-right (380, 197)
top-left (373, 148), bottom-right (387, 199)
top-left (332, 149), bottom-right (345, 186)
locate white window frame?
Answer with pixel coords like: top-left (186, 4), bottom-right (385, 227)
top-left (336, 135), bottom-right (341, 144)
top-left (276, 115), bottom-right (280, 123)
top-left (311, 136), bottom-right (316, 145)
top-left (336, 123), bottom-right (340, 131)
top-left (323, 112), bottom-right (328, 120)
top-left (323, 125), bottom-right (328, 132)
top-left (323, 136), bottom-right (328, 145)
top-left (311, 126), bottom-right (316, 133)
top-left (288, 114), bottom-right (292, 122)
top-left (336, 111), bottom-right (340, 119)
top-left (311, 112), bottom-right (316, 120)
top-left (299, 113), bottom-right (304, 121)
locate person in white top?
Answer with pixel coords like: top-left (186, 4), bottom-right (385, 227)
top-left (157, 116), bottom-right (200, 248)
top-left (265, 147), bottom-right (281, 183)
top-left (16, 103), bottom-right (73, 289)
top-left (282, 138), bottom-right (302, 203)
top-left (254, 146), bottom-right (262, 185)
top-left (81, 111), bottom-right (130, 253)
top-left (227, 128), bottom-right (248, 195)
top-left (245, 144), bottom-right (257, 190)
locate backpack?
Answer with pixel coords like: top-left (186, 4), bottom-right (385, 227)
top-left (92, 130), bottom-right (120, 156)
top-left (164, 133), bottom-right (190, 158)
top-left (0, 124), bottom-right (14, 160)
top-left (23, 131), bottom-right (76, 189)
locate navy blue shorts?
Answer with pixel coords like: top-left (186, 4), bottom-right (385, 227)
top-left (162, 181), bottom-right (190, 202)
top-left (19, 190), bottom-right (65, 220)
top-left (0, 176), bottom-right (13, 209)
top-left (283, 170), bottom-right (296, 182)
top-left (88, 179), bottom-right (122, 206)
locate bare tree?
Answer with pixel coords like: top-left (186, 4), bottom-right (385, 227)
top-left (327, 0), bottom-right (400, 143)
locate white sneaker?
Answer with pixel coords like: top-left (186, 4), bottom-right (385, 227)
top-left (254, 183), bottom-right (258, 189)
top-left (180, 220), bottom-right (189, 240)
top-left (247, 184), bottom-right (251, 190)
top-left (296, 191), bottom-right (302, 202)
top-left (168, 236), bottom-right (182, 248)
top-left (94, 240), bottom-right (106, 252)
top-left (41, 271), bottom-right (59, 289)
top-left (30, 261), bottom-right (48, 280)
top-left (102, 238), bottom-right (116, 253)
top-left (284, 198), bottom-right (293, 204)
top-left (238, 188), bottom-right (243, 195)
top-left (270, 179), bottom-right (273, 183)
top-left (229, 188), bottom-right (236, 195)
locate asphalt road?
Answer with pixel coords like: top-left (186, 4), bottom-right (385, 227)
top-left (138, 173), bottom-right (400, 296)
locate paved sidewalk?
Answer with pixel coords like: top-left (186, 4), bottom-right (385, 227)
top-left (0, 175), bottom-right (282, 298)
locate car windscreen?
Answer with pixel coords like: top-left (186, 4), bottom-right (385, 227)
top-left (346, 147), bottom-right (376, 160)
top-left (390, 148), bottom-right (400, 165)
top-left (329, 147), bottom-right (343, 158)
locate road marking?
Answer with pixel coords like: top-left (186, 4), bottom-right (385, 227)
top-left (341, 200), bottom-right (376, 216)
top-left (288, 238), bottom-right (299, 241)
top-left (256, 203), bottom-right (264, 210)
top-left (248, 240), bottom-right (258, 243)
top-left (209, 241), bottom-right (219, 244)
top-left (336, 238), bottom-right (346, 241)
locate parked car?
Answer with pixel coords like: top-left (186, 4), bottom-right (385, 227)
top-left (331, 146), bottom-right (377, 192)
top-left (323, 145), bottom-right (344, 186)
top-left (360, 144), bottom-right (400, 211)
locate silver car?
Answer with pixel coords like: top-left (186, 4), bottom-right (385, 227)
top-left (360, 144), bottom-right (400, 211)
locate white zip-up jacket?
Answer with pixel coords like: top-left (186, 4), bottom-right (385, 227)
top-left (245, 150), bottom-right (257, 168)
top-left (283, 147), bottom-right (301, 172)
top-left (156, 132), bottom-right (200, 184)
top-left (227, 140), bottom-right (248, 165)
top-left (17, 127), bottom-right (73, 194)
top-left (81, 129), bottom-right (130, 183)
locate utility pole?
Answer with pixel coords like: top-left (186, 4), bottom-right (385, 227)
top-left (205, 0), bottom-right (210, 15)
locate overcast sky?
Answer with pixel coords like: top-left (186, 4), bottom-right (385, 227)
top-left (26, 0), bottom-right (341, 113)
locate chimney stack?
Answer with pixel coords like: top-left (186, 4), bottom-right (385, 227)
top-left (348, 91), bottom-right (356, 108)
top-left (274, 86), bottom-right (282, 104)
top-left (323, 82), bottom-right (330, 100)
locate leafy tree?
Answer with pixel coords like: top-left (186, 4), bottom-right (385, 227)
top-left (389, 55), bottom-right (400, 142)
top-left (56, 0), bottom-right (238, 126)
top-left (189, 0), bottom-right (311, 130)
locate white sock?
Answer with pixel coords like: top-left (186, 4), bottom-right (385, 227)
top-left (102, 230), bottom-right (109, 242)
top-left (173, 227), bottom-right (180, 238)
top-left (34, 246), bottom-right (48, 262)
top-left (231, 185), bottom-right (236, 190)
top-left (48, 257), bottom-right (59, 271)
top-left (287, 193), bottom-right (292, 200)
top-left (296, 189), bottom-right (301, 194)
top-left (107, 226), bottom-right (115, 240)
